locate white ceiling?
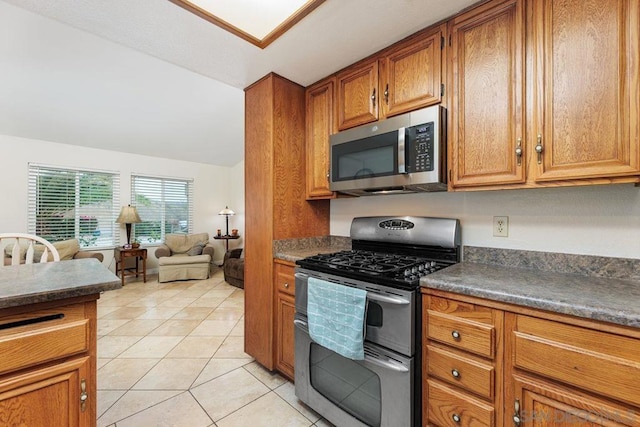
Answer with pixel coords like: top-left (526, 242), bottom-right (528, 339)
top-left (1, 0), bottom-right (478, 167)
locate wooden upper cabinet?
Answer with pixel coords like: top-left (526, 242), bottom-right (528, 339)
top-left (450, 0), bottom-right (526, 188)
top-left (336, 59), bottom-right (379, 130)
top-left (336, 28), bottom-right (445, 131)
top-left (531, 0), bottom-right (640, 182)
top-left (305, 77), bottom-right (336, 199)
top-left (380, 25), bottom-right (444, 118)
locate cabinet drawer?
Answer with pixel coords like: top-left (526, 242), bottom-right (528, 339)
top-left (513, 315), bottom-right (640, 407)
top-left (0, 303), bottom-right (89, 375)
top-left (427, 379), bottom-right (494, 427)
top-left (427, 345), bottom-right (494, 400)
top-left (427, 311), bottom-right (495, 358)
top-left (274, 262), bottom-right (295, 296)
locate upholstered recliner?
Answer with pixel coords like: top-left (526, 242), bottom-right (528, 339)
top-left (223, 248), bottom-right (244, 288)
top-left (155, 233), bottom-right (214, 283)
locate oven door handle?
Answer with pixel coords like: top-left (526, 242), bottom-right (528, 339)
top-left (365, 354), bottom-right (410, 373)
top-left (294, 272), bottom-right (309, 280)
top-left (366, 292), bottom-right (410, 305)
top-left (293, 318), bottom-right (307, 327)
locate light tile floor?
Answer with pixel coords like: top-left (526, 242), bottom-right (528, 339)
top-left (97, 269), bottom-right (334, 427)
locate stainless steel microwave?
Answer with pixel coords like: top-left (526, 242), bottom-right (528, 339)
top-left (329, 105), bottom-right (446, 196)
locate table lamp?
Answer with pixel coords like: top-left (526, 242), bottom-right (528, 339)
top-left (218, 206), bottom-right (235, 236)
top-left (116, 205), bottom-right (142, 247)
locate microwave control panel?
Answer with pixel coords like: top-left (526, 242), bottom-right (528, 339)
top-left (406, 122), bottom-right (434, 172)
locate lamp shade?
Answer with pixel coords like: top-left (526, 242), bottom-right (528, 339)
top-left (116, 205), bottom-right (142, 224)
top-left (218, 206), bottom-right (235, 216)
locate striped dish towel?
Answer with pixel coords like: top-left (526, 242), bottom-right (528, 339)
top-left (307, 277), bottom-right (367, 360)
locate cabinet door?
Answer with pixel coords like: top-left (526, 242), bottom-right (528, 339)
top-left (275, 292), bottom-right (296, 380)
top-left (380, 26), bottom-right (444, 118)
top-left (450, 0), bottom-right (526, 187)
top-left (511, 374), bottom-right (639, 426)
top-left (531, 0), bottom-right (640, 181)
top-left (336, 59), bottom-right (379, 130)
top-left (0, 357), bottom-right (91, 427)
top-left (306, 78), bottom-right (336, 199)
top-left (274, 260), bottom-right (296, 380)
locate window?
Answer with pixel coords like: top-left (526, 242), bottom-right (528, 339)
top-left (131, 175), bottom-right (193, 244)
top-left (28, 164), bottom-right (120, 248)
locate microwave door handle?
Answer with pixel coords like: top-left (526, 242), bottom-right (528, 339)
top-left (397, 127), bottom-right (407, 174)
top-left (364, 354), bottom-right (409, 372)
top-left (366, 292), bottom-right (410, 305)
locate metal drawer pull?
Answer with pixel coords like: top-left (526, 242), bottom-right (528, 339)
top-left (451, 330), bottom-right (461, 340)
top-left (284, 283), bottom-right (289, 288)
top-left (452, 414), bottom-right (461, 423)
top-left (451, 369), bottom-right (460, 379)
top-left (513, 399), bottom-right (521, 426)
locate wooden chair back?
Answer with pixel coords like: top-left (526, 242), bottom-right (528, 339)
top-left (0, 233), bottom-right (61, 266)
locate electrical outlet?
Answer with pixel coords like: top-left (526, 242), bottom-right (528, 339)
top-left (493, 216), bottom-right (509, 237)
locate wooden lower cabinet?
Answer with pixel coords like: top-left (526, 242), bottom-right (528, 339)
top-left (0, 357), bottom-right (91, 427)
top-left (511, 374), bottom-right (639, 427)
top-left (0, 296), bottom-right (97, 426)
top-left (423, 291), bottom-right (640, 426)
top-left (423, 294), bottom-right (503, 426)
top-left (274, 260), bottom-right (296, 380)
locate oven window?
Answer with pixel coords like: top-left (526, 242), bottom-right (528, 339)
top-left (309, 343), bottom-right (382, 427)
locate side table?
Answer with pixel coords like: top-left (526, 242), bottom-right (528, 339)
top-left (214, 235), bottom-right (240, 252)
top-left (114, 247), bottom-right (147, 286)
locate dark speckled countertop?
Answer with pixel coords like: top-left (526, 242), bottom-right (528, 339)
top-left (0, 258), bottom-right (121, 309)
top-left (421, 262), bottom-right (640, 328)
top-left (273, 236), bottom-right (351, 263)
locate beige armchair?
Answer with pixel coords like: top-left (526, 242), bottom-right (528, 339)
top-left (155, 233), bottom-right (214, 283)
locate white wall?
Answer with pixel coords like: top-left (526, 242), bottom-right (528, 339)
top-left (330, 184), bottom-right (640, 259)
top-left (0, 134), bottom-right (245, 271)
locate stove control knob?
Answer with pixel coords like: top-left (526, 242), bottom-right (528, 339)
top-left (404, 269), bottom-right (411, 276)
top-left (418, 264), bottom-right (424, 271)
top-left (430, 261), bottom-right (437, 267)
top-left (411, 267), bottom-right (418, 273)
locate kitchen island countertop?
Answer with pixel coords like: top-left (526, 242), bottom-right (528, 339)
top-left (0, 258), bottom-right (121, 309)
top-left (421, 262), bottom-right (640, 328)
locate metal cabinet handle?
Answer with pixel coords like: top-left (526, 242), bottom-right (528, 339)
top-left (535, 134), bottom-right (543, 164)
top-left (515, 137), bottom-right (523, 166)
top-left (384, 84), bottom-right (389, 104)
top-left (452, 414), bottom-right (461, 423)
top-left (451, 330), bottom-right (461, 340)
top-left (371, 88), bottom-right (376, 107)
top-left (80, 379), bottom-right (88, 412)
top-left (326, 169), bottom-right (330, 180)
top-left (513, 399), bottom-right (521, 426)
top-left (451, 369), bottom-right (460, 379)
top-left (284, 283), bottom-right (289, 288)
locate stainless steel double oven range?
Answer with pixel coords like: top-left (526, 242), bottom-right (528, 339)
top-left (294, 216), bottom-right (461, 427)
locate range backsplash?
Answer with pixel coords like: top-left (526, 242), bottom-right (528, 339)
top-left (464, 246), bottom-right (640, 281)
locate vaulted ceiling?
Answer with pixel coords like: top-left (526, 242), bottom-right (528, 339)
top-left (1, 0), bottom-right (478, 167)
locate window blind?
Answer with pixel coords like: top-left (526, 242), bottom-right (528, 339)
top-left (27, 164), bottom-right (120, 248)
top-left (130, 175), bottom-right (194, 244)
